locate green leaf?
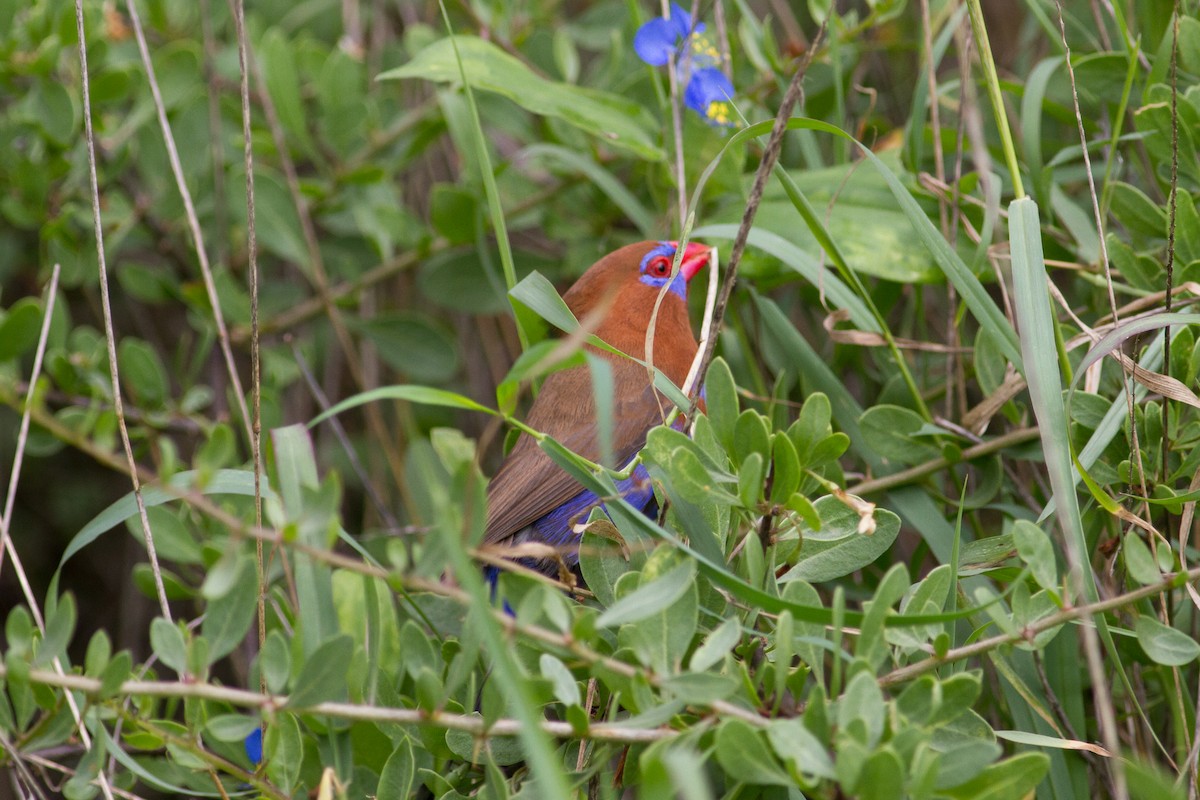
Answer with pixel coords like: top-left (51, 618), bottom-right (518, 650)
top-left (63, 470), bottom-right (274, 568)
top-left (200, 553), bottom-right (258, 663)
top-left (259, 29), bottom-right (315, 156)
top-left (715, 719), bottom-right (794, 787)
top-left (1010, 520), bottom-right (1058, 593)
top-left (266, 713), bottom-right (304, 790)
top-left (858, 747), bottom-right (905, 800)
top-left (781, 496), bottom-right (900, 583)
top-left (539, 654), bottom-right (581, 707)
top-left (789, 392), bottom-right (833, 463)
top-left (0, 298), bottom-right (44, 361)
top-left (1136, 615), bottom-right (1200, 666)
top-left (769, 433), bottom-right (801, 504)
top-left (446, 718), bottom-right (525, 765)
top-left (689, 616), bottom-right (742, 672)
top-left (378, 738), bottom-right (417, 799)
top-left (34, 594), bottom-right (76, 668)
top-left (313, 385), bottom-right (495, 426)
top-left (149, 618), bottom-right (188, 676)
top-left (578, 520), bottom-right (631, 608)
top-left (348, 312), bottom-right (461, 383)
top-left (733, 409), bottom-right (771, 468)
top-left (509, 271), bottom-right (579, 333)
top-left (941, 752), bottom-right (1049, 800)
top-left (287, 635), bottom-right (355, 708)
top-left (737, 451), bottom-right (765, 508)
top-left (117, 338), bottom-right (168, 408)
top-left (520, 145), bottom-right (654, 237)
top-left (711, 153), bottom-right (945, 283)
top-left (429, 183), bottom-right (478, 244)
top-left (1123, 531), bottom-right (1162, 585)
top-left (704, 357), bottom-right (739, 454)
top-left (97, 651), bottom-right (132, 699)
top-left (380, 36), bottom-right (662, 160)
top-left (261, 630), bottom-right (291, 694)
top-left (31, 79), bottom-right (77, 146)
top-left (837, 671), bottom-right (884, 748)
top-left (84, 630), bottom-right (112, 677)
top-left (859, 405), bottom-right (941, 466)
top-left (130, 506), bottom-right (203, 565)
top-left (1175, 189), bottom-right (1200, 265)
top-left (1107, 233), bottom-right (1163, 292)
top-left (1109, 182), bottom-right (1167, 239)
top-left (596, 560), bottom-right (696, 628)
top-left (205, 714), bottom-right (260, 743)
top-left (767, 718), bottom-right (834, 780)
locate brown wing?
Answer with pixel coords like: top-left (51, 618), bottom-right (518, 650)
top-left (483, 359), bottom-right (667, 545)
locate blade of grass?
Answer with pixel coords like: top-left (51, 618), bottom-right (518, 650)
top-left (1009, 197), bottom-right (1128, 795)
top-left (436, 11), bottom-right (532, 351)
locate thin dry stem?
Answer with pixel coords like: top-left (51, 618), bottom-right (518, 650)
top-left (662, 0), bottom-right (687, 232)
top-left (77, 0), bottom-right (170, 624)
top-left (124, 0), bottom-right (253, 448)
top-left (237, 23), bottom-right (416, 513)
top-left (228, 0), bottom-right (268, 697)
top-left (0, 265), bottom-right (61, 582)
top-left (691, 19), bottom-right (827, 405)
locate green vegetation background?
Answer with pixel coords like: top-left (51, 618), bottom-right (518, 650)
top-left (1, 0), bottom-right (1199, 798)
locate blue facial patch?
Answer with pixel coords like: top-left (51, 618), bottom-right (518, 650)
top-left (638, 241), bottom-right (688, 299)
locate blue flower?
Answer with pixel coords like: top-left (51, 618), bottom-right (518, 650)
top-left (244, 727), bottom-right (264, 765)
top-left (633, 3), bottom-right (698, 66)
top-left (634, 4), bottom-right (736, 127)
top-left (684, 67), bottom-right (735, 126)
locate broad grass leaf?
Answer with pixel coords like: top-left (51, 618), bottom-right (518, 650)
top-left (129, 506), bottom-right (203, 565)
top-left (62, 469), bottom-right (275, 570)
top-left (381, 36), bottom-right (662, 160)
top-left (711, 155), bottom-right (944, 284)
top-left (313, 386), bottom-right (494, 427)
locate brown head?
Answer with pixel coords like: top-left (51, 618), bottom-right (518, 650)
top-left (562, 240), bottom-right (710, 380)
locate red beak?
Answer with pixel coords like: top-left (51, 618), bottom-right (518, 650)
top-left (675, 241), bottom-right (712, 282)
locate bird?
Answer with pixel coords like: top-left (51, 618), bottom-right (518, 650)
top-left (483, 240), bottom-right (711, 580)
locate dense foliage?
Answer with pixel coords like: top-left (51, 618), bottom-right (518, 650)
top-left (1, 0), bottom-right (1199, 797)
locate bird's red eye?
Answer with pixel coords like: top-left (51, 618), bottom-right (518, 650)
top-left (649, 256), bottom-right (672, 278)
